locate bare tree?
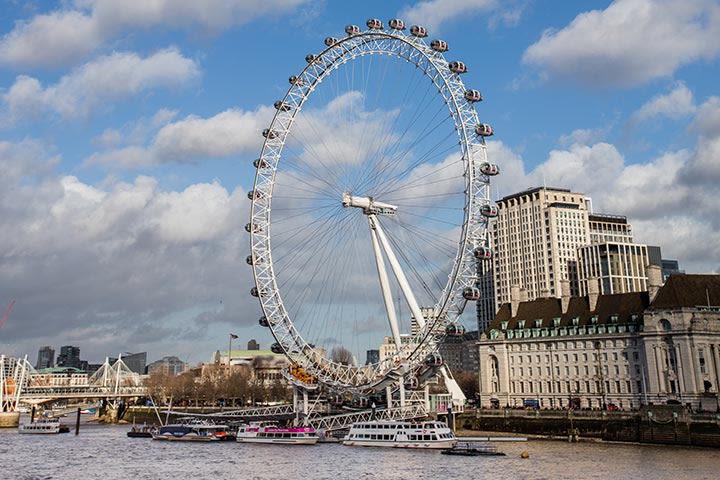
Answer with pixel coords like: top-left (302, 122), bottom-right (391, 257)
top-left (330, 346), bottom-right (354, 365)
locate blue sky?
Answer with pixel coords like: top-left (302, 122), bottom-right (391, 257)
top-left (1, 0), bottom-right (719, 365)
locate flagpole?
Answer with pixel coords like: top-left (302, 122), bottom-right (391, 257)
top-left (228, 334), bottom-right (233, 367)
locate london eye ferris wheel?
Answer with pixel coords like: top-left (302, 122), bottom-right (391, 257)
top-left (246, 18), bottom-right (499, 392)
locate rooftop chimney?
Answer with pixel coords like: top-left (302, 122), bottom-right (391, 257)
top-left (510, 285), bottom-right (521, 317)
top-left (647, 264), bottom-right (663, 303)
top-left (560, 279), bottom-right (571, 314)
top-left (588, 277), bottom-right (600, 312)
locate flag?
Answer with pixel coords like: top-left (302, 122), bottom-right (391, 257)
top-left (230, 333), bottom-right (238, 339)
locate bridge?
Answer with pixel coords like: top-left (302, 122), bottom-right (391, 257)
top-left (2, 355), bottom-right (146, 406)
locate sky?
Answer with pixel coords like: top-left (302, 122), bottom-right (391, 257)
top-left (1, 0), bottom-right (719, 366)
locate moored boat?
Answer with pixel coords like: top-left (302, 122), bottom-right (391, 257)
top-left (18, 417), bottom-right (70, 434)
top-left (152, 419), bottom-right (235, 442)
top-left (441, 441), bottom-right (506, 456)
top-left (236, 422), bottom-right (319, 445)
top-left (343, 420), bottom-right (456, 449)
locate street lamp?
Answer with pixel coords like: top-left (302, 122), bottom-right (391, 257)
top-left (228, 333), bottom-right (238, 367)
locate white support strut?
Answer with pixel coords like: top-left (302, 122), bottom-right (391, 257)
top-left (368, 215), bottom-right (403, 350)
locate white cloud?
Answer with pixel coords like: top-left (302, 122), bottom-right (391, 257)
top-left (85, 106), bottom-right (273, 167)
top-left (0, 0), bottom-right (309, 69)
top-left (691, 96), bottom-right (720, 137)
top-left (399, 0), bottom-right (498, 32)
top-left (558, 127), bottom-right (609, 147)
top-left (632, 83), bottom-right (696, 122)
top-left (0, 139), bottom-right (261, 361)
top-left (2, 48), bottom-right (199, 121)
top-left (522, 0), bottom-right (720, 87)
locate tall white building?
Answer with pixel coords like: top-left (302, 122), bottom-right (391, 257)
top-left (491, 187), bottom-right (591, 306)
top-left (577, 242), bottom-right (651, 295)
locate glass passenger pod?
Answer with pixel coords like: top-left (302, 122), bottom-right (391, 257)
top-left (262, 128), bottom-right (277, 139)
top-left (388, 18), bottom-right (405, 30)
top-left (247, 190), bottom-right (263, 200)
top-left (366, 18), bottom-right (383, 30)
top-left (288, 75), bottom-right (303, 86)
top-left (480, 162), bottom-right (499, 176)
top-left (274, 100), bottom-right (291, 111)
top-left (246, 254), bottom-right (264, 265)
top-left (410, 25), bottom-right (428, 37)
top-left (462, 286), bottom-right (481, 301)
top-left (270, 342), bottom-right (284, 354)
top-left (253, 158), bottom-right (269, 169)
top-left (480, 202), bottom-right (498, 218)
top-left (473, 243), bottom-right (492, 259)
top-left (424, 353), bottom-right (443, 367)
top-left (259, 316), bottom-right (270, 327)
top-left (445, 323), bottom-right (466, 336)
top-left (351, 395), bottom-right (369, 408)
top-left (305, 54), bottom-right (317, 64)
top-left (475, 123), bottom-right (493, 136)
top-left (404, 376), bottom-right (419, 389)
top-left (449, 61), bottom-right (467, 74)
top-left (251, 286), bottom-right (267, 298)
top-left (464, 89), bottom-right (483, 102)
top-left (245, 223), bottom-right (261, 233)
top-left (430, 39), bottom-right (448, 52)
top-left (345, 24), bottom-right (361, 35)
top-left (324, 36), bottom-right (339, 47)
top-left (329, 392), bottom-right (344, 406)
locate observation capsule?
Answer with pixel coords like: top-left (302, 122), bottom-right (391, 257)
top-left (271, 342), bottom-right (284, 354)
top-left (475, 123), bottom-right (494, 137)
top-left (246, 254), bottom-right (255, 265)
top-left (288, 75), bottom-right (303, 86)
top-left (324, 36), bottom-right (339, 47)
top-left (404, 376), bottom-right (419, 389)
top-left (410, 25), bottom-right (428, 37)
top-left (305, 54), bottom-right (317, 63)
top-left (352, 395), bottom-right (369, 408)
top-left (388, 18), bottom-right (405, 30)
top-left (446, 323), bottom-right (466, 336)
top-left (473, 244), bottom-right (492, 260)
top-left (245, 223), bottom-right (261, 233)
top-left (329, 392), bottom-right (344, 406)
top-left (247, 190), bottom-right (263, 200)
top-left (250, 286), bottom-right (264, 297)
top-left (253, 158), bottom-right (269, 169)
top-left (464, 89), bottom-right (483, 102)
top-left (274, 100), bottom-right (291, 111)
top-left (430, 39), bottom-right (448, 52)
top-left (480, 203), bottom-right (499, 218)
top-left (262, 128), bottom-right (277, 139)
top-left (345, 24), bottom-right (361, 35)
top-left (449, 61), bottom-right (467, 74)
top-left (480, 162), bottom-right (500, 176)
top-left (366, 18), bottom-right (383, 30)
top-left (424, 353), bottom-right (443, 367)
top-left (462, 286), bottom-right (481, 301)
top-left (259, 316), bottom-right (270, 327)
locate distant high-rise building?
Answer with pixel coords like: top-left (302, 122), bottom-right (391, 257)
top-left (121, 352), bottom-right (147, 374)
top-left (491, 187), bottom-right (592, 305)
top-left (147, 356), bottom-right (187, 376)
top-left (577, 242), bottom-right (651, 295)
top-left (365, 349), bottom-right (380, 365)
top-left (36, 346), bottom-right (55, 370)
top-left (247, 339), bottom-right (259, 351)
top-left (588, 214), bottom-right (634, 244)
top-left (661, 259), bottom-right (684, 281)
top-left (476, 258), bottom-right (495, 332)
top-left (56, 345), bottom-right (81, 369)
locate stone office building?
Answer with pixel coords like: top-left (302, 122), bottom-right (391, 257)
top-left (477, 271), bottom-right (720, 411)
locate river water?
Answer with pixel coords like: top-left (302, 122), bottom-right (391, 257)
top-left (1, 423), bottom-right (718, 480)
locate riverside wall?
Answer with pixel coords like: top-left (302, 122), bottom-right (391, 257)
top-left (458, 405), bottom-right (720, 448)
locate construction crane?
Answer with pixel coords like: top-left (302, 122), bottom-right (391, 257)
top-left (0, 300), bottom-right (15, 330)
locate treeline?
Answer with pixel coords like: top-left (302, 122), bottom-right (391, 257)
top-left (142, 364), bottom-right (291, 407)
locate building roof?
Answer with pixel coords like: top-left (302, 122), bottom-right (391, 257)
top-left (35, 366), bottom-right (85, 374)
top-left (489, 291), bottom-right (649, 332)
top-left (650, 274), bottom-right (720, 309)
top-left (498, 186), bottom-right (571, 204)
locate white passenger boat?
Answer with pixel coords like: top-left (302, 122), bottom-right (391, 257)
top-left (18, 417), bottom-right (69, 434)
top-left (343, 420), bottom-right (456, 449)
top-left (152, 419), bottom-right (235, 442)
top-left (236, 422), bottom-right (319, 445)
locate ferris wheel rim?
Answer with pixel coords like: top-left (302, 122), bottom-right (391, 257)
top-left (248, 23), bottom-right (491, 391)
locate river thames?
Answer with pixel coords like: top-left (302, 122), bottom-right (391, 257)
top-left (1, 424), bottom-right (719, 480)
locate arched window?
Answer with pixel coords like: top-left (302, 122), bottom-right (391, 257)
top-left (659, 319), bottom-right (672, 331)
